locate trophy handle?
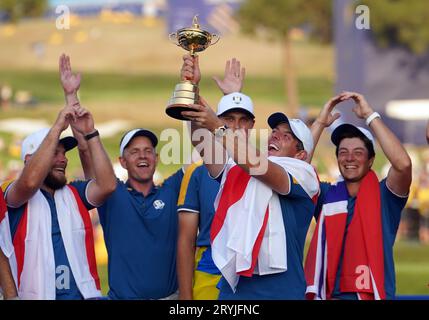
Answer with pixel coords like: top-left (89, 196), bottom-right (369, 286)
top-left (168, 32), bottom-right (179, 46)
top-left (210, 34), bottom-right (220, 46)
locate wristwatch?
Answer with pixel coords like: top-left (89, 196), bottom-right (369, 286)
top-left (84, 130), bottom-right (100, 141)
top-left (213, 125), bottom-right (228, 138)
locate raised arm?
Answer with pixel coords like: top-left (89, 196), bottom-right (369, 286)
top-left (212, 58), bottom-right (245, 95)
top-left (181, 54), bottom-right (201, 85)
top-left (181, 54), bottom-right (245, 95)
top-left (71, 105), bottom-right (116, 206)
top-left (343, 92), bottom-right (412, 196)
top-left (59, 54), bottom-right (94, 179)
top-left (180, 54), bottom-right (248, 174)
top-left (183, 99), bottom-right (290, 194)
top-left (309, 95), bottom-right (343, 162)
top-left (6, 106), bottom-right (75, 208)
top-left (186, 114), bottom-right (227, 179)
top-left (59, 54), bottom-right (81, 106)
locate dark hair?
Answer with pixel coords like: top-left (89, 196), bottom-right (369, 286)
top-left (296, 140), bottom-right (304, 152)
top-left (219, 109), bottom-right (255, 121)
top-left (335, 131), bottom-right (375, 159)
top-left (287, 130), bottom-right (304, 152)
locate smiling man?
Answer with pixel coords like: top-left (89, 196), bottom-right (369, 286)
top-left (305, 92), bottom-right (412, 300)
top-left (176, 55), bottom-right (256, 301)
top-left (58, 54), bottom-right (184, 300)
top-left (182, 97), bottom-right (320, 299)
top-left (93, 129), bottom-right (184, 300)
top-left (1, 103), bottom-right (116, 300)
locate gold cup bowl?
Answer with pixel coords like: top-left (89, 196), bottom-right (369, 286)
top-left (170, 27), bottom-right (219, 55)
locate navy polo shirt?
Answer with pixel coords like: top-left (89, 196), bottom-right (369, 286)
top-left (177, 164), bottom-right (221, 275)
top-left (6, 180), bottom-right (93, 300)
top-left (177, 164), bottom-right (220, 247)
top-left (98, 169), bottom-right (184, 300)
top-left (217, 173), bottom-right (316, 300)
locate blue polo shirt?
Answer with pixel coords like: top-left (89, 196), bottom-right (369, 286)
top-left (98, 169), bottom-right (183, 300)
top-left (177, 164), bottom-right (221, 275)
top-left (315, 179), bottom-right (408, 300)
top-left (5, 180), bottom-right (93, 300)
top-left (217, 173), bottom-right (316, 300)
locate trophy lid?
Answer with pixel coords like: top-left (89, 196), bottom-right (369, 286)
top-left (177, 15), bottom-right (205, 33)
top-left (192, 15), bottom-right (200, 29)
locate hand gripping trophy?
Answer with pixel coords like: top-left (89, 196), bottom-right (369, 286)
top-left (166, 15), bottom-right (220, 120)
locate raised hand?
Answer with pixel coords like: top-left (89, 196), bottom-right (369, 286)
top-left (181, 54), bottom-right (201, 85)
top-left (213, 58), bottom-right (245, 95)
top-left (54, 104), bottom-right (77, 132)
top-left (315, 95), bottom-right (344, 128)
top-left (340, 91), bottom-right (374, 119)
top-left (71, 104), bottom-right (95, 136)
top-left (181, 96), bottom-right (222, 132)
top-left (59, 54), bottom-right (81, 96)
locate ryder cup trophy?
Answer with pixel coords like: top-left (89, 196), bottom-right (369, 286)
top-left (166, 15), bottom-right (220, 120)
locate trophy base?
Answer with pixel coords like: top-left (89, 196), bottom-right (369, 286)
top-left (166, 81), bottom-right (199, 120)
top-left (166, 103), bottom-right (197, 121)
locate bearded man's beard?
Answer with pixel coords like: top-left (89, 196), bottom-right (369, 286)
top-left (44, 171), bottom-right (67, 190)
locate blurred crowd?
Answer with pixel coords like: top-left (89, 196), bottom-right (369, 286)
top-left (399, 150), bottom-right (429, 244)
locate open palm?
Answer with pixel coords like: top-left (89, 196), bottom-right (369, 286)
top-left (59, 54), bottom-right (81, 95)
top-left (213, 58), bottom-right (245, 95)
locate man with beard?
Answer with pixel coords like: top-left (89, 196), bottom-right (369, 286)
top-left (305, 92), bottom-right (412, 300)
top-left (1, 103), bottom-right (116, 299)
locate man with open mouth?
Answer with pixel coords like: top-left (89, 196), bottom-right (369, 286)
top-left (1, 101), bottom-right (116, 300)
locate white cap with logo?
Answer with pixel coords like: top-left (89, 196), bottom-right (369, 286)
top-left (267, 112), bottom-right (314, 154)
top-left (217, 92), bottom-right (255, 119)
top-left (21, 128), bottom-right (77, 161)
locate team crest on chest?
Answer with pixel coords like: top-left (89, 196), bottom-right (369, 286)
top-left (153, 199), bottom-right (165, 210)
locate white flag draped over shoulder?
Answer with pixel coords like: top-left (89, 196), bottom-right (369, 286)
top-left (0, 185), bottom-right (101, 300)
top-left (210, 157), bottom-right (319, 292)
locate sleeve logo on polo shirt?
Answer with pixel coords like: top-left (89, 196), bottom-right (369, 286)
top-left (153, 199), bottom-right (165, 210)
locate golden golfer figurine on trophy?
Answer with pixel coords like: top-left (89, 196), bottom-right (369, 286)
top-left (166, 15), bottom-right (220, 120)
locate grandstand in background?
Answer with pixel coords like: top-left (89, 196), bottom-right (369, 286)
top-left (46, 0), bottom-right (242, 35)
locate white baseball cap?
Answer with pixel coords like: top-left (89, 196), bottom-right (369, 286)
top-left (21, 128), bottom-right (78, 161)
top-left (217, 92), bottom-right (255, 119)
top-left (119, 128), bottom-right (158, 156)
top-left (267, 112), bottom-right (314, 154)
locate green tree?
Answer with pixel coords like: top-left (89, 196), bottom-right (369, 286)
top-left (0, 0), bottom-right (48, 22)
top-left (361, 0), bottom-right (429, 54)
top-left (237, 0), bottom-right (332, 116)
